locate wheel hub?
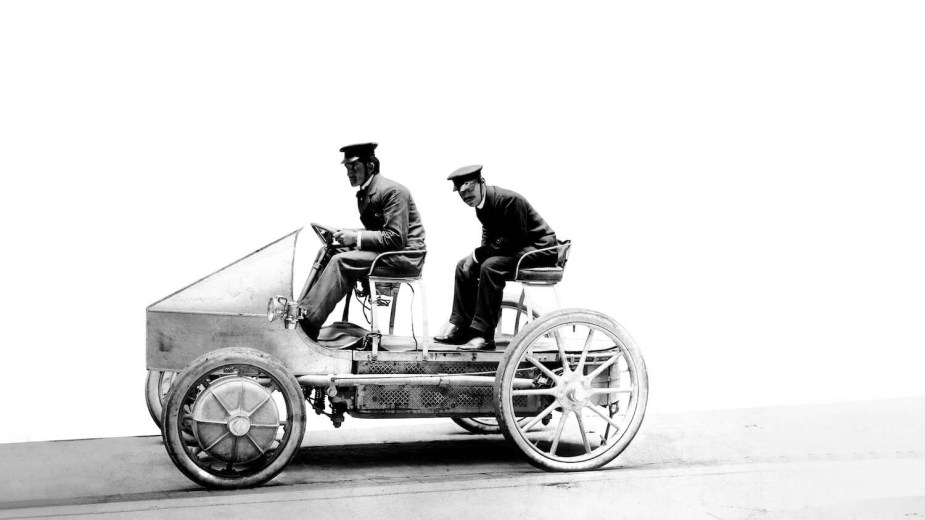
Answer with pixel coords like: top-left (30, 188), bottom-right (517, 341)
top-left (558, 374), bottom-right (591, 412)
top-left (228, 415), bottom-right (252, 436)
top-left (568, 385), bottom-right (587, 402)
top-left (191, 376), bottom-right (280, 463)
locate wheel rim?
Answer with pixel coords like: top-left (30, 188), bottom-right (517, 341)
top-left (146, 370), bottom-right (178, 428)
top-left (177, 364), bottom-right (296, 479)
top-left (159, 371), bottom-right (177, 402)
top-left (503, 320), bottom-right (642, 464)
top-left (191, 377), bottom-right (280, 464)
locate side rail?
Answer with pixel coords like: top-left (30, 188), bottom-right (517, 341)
top-left (513, 240), bottom-right (572, 279)
top-left (368, 249), bottom-right (427, 276)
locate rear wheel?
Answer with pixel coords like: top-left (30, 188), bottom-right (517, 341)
top-left (452, 415), bottom-right (550, 434)
top-left (495, 297), bottom-right (538, 342)
top-left (162, 347), bottom-right (306, 489)
top-left (449, 297), bottom-right (539, 434)
top-left (494, 309), bottom-right (648, 471)
top-left (452, 417), bottom-right (503, 434)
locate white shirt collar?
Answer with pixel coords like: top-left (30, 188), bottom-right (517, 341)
top-left (359, 175), bottom-right (374, 191)
top-left (476, 190), bottom-right (486, 209)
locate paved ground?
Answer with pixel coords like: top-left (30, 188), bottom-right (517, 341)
top-left (2, 396), bottom-right (924, 519)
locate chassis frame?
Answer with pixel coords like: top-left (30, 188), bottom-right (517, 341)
top-left (147, 227), bottom-right (649, 488)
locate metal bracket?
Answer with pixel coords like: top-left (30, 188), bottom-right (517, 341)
top-left (365, 332), bottom-right (382, 360)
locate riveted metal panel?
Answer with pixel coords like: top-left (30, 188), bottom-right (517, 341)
top-left (146, 311), bottom-right (352, 374)
top-left (146, 228), bottom-right (353, 374)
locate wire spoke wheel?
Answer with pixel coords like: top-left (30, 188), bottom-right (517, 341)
top-left (162, 348), bottom-right (306, 489)
top-left (494, 309), bottom-right (648, 471)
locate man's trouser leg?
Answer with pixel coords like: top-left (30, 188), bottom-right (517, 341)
top-left (469, 256), bottom-right (517, 336)
top-left (448, 256), bottom-right (481, 328)
top-left (300, 250), bottom-right (378, 329)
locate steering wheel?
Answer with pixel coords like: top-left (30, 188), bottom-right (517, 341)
top-left (310, 222), bottom-right (339, 246)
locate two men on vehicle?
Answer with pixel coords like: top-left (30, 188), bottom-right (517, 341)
top-left (300, 144), bottom-right (556, 351)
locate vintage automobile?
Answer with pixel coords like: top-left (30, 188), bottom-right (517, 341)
top-left (146, 224), bottom-right (649, 489)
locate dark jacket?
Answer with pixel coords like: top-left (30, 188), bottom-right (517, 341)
top-left (357, 173), bottom-right (425, 251)
top-left (357, 173), bottom-right (426, 275)
top-left (473, 185), bottom-right (556, 264)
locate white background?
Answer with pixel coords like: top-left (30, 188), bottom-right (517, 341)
top-left (1, 1), bottom-right (923, 444)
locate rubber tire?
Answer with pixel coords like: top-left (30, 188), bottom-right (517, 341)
top-left (452, 415), bottom-right (546, 434)
top-left (493, 308), bottom-right (649, 472)
top-left (162, 347), bottom-right (306, 489)
top-left (144, 370), bottom-right (176, 429)
top-left (452, 417), bottom-right (503, 434)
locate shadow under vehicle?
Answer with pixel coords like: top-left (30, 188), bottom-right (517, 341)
top-left (146, 224), bottom-right (649, 488)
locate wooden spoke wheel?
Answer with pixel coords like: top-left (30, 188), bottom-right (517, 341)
top-left (162, 347), bottom-right (306, 489)
top-left (494, 309), bottom-right (648, 471)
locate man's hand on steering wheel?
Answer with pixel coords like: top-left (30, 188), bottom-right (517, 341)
top-left (334, 229), bottom-right (358, 247)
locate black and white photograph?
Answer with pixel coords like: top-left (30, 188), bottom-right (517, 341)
top-left (1, 1), bottom-right (923, 518)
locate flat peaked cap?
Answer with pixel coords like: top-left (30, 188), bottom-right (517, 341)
top-left (340, 142), bottom-right (378, 164)
top-left (447, 164), bottom-right (483, 182)
top-left (448, 165), bottom-right (483, 192)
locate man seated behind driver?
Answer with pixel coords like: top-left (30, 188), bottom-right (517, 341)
top-left (299, 142), bottom-right (425, 341)
top-left (435, 165), bottom-right (557, 351)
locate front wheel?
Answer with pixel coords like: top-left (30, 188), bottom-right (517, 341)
top-left (494, 308), bottom-right (648, 471)
top-left (145, 370), bottom-right (177, 429)
top-left (162, 347), bottom-right (306, 489)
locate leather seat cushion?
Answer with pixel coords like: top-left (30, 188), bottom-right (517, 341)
top-left (513, 267), bottom-right (564, 283)
top-left (369, 265), bottom-right (423, 279)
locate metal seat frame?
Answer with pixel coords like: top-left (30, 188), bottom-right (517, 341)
top-left (510, 240), bottom-right (572, 328)
top-left (365, 249), bottom-right (428, 358)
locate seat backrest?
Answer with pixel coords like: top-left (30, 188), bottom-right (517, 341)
top-left (557, 240), bottom-right (572, 269)
top-left (368, 249), bottom-right (427, 279)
